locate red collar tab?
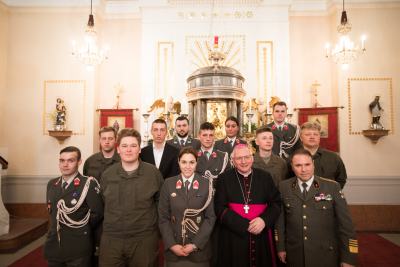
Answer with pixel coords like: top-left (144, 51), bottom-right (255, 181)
top-left (236, 139), bottom-right (240, 144)
top-left (212, 152), bottom-right (217, 158)
top-left (272, 125), bottom-right (276, 130)
top-left (224, 139), bottom-right (228, 143)
top-left (193, 180), bottom-right (199, 189)
top-left (176, 180), bottom-right (182, 189)
top-left (292, 180), bottom-right (297, 189)
top-left (313, 180), bottom-right (320, 189)
top-left (74, 178), bottom-right (80, 186)
top-left (55, 179), bottom-right (60, 185)
top-left (284, 125), bottom-right (288, 130)
top-left (198, 151), bottom-right (202, 157)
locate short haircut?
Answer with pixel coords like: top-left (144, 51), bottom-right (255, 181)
top-left (231, 145), bottom-right (252, 159)
top-left (60, 146), bottom-right (81, 161)
top-left (199, 122), bottom-right (214, 131)
top-left (151, 119), bottom-right (167, 130)
top-left (225, 116), bottom-right (239, 126)
top-left (256, 127), bottom-right (272, 137)
top-left (117, 128), bottom-right (141, 145)
top-left (273, 101), bottom-right (287, 110)
top-left (99, 126), bottom-right (117, 139)
top-left (301, 122), bottom-right (321, 134)
top-left (291, 148), bottom-right (313, 161)
top-left (178, 147), bottom-right (198, 162)
top-left (176, 116), bottom-right (189, 124)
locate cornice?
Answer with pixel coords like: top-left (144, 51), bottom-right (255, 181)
top-left (0, 1), bottom-right (8, 11)
top-left (167, 0), bottom-right (262, 4)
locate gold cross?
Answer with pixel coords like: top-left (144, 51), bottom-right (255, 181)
top-left (311, 80), bottom-right (322, 108)
top-left (114, 82), bottom-right (123, 97)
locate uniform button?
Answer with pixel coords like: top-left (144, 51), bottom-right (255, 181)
top-left (247, 191), bottom-right (250, 193)
top-left (304, 237), bottom-right (307, 240)
top-left (186, 235), bottom-right (188, 237)
top-left (304, 226), bottom-right (307, 230)
top-left (252, 241), bottom-right (255, 243)
top-left (287, 204), bottom-right (289, 207)
top-left (84, 232), bottom-right (87, 234)
top-left (252, 258), bottom-right (255, 260)
top-left (246, 184), bottom-right (249, 186)
top-left (323, 206), bottom-right (326, 209)
top-left (303, 215), bottom-right (306, 219)
top-left (330, 247), bottom-right (333, 250)
top-left (249, 199), bottom-right (252, 201)
top-left (303, 205), bottom-right (306, 208)
top-left (252, 250), bottom-right (255, 252)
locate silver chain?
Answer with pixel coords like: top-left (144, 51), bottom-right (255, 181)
top-left (235, 169), bottom-right (253, 206)
top-left (208, 0), bottom-right (215, 50)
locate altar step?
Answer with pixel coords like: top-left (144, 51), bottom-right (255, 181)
top-left (0, 218), bottom-right (48, 251)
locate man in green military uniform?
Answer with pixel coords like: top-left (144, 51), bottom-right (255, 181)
top-left (83, 126), bottom-right (121, 266)
top-left (253, 127), bottom-right (288, 187)
top-left (214, 116), bottom-right (248, 157)
top-left (83, 126), bottom-right (121, 182)
top-left (286, 122), bottom-right (347, 188)
top-left (99, 128), bottom-right (164, 267)
top-left (167, 116), bottom-right (201, 150)
top-left (275, 149), bottom-right (357, 267)
top-left (44, 146), bottom-right (104, 267)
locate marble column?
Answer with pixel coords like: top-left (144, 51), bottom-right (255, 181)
top-left (238, 101), bottom-right (244, 137)
top-left (189, 102), bottom-right (194, 136)
top-left (232, 100), bottom-right (237, 120)
top-left (227, 100), bottom-right (232, 118)
top-left (195, 99), bottom-right (201, 136)
top-left (201, 101), bottom-right (207, 124)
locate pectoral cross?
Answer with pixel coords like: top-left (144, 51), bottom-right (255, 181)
top-left (244, 204), bottom-right (250, 214)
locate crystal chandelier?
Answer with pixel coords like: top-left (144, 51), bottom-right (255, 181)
top-left (71, 0), bottom-right (108, 71)
top-left (326, 0), bottom-right (366, 70)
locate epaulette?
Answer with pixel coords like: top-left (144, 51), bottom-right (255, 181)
top-left (320, 177), bottom-right (338, 183)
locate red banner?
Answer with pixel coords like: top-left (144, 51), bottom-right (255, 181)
top-left (99, 109), bottom-right (134, 148)
top-left (298, 107), bottom-right (338, 152)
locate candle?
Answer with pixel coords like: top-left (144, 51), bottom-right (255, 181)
top-left (71, 40), bottom-right (75, 55)
top-left (287, 99), bottom-right (291, 112)
top-left (145, 99), bottom-right (148, 112)
top-left (362, 35), bottom-right (366, 50)
top-left (325, 43), bottom-right (329, 57)
top-left (182, 99), bottom-right (185, 114)
top-left (214, 36), bottom-right (219, 45)
top-left (105, 45), bottom-right (109, 59)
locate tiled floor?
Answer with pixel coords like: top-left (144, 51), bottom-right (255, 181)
top-left (0, 233), bottom-right (399, 266)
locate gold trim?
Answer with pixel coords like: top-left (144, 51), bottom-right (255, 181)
top-left (157, 42), bottom-right (174, 99)
top-left (195, 41), bottom-right (210, 67)
top-left (256, 41), bottom-right (274, 101)
top-left (224, 47), bottom-right (240, 67)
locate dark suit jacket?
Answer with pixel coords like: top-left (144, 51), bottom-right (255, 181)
top-left (213, 138), bottom-right (248, 157)
top-left (167, 137), bottom-right (201, 151)
top-left (265, 122), bottom-right (303, 159)
top-left (43, 173), bottom-right (104, 262)
top-left (140, 142), bottom-right (181, 179)
top-left (158, 173), bottom-right (216, 262)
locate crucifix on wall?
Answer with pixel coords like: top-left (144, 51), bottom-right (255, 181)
top-left (312, 80), bottom-right (322, 108)
top-left (113, 82), bottom-right (123, 110)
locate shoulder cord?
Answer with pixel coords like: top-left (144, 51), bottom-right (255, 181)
top-left (181, 152), bottom-right (228, 245)
top-left (279, 125), bottom-right (301, 158)
top-left (56, 176), bottom-right (99, 243)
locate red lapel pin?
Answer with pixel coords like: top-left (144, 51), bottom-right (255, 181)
top-left (198, 151), bottom-right (202, 157)
top-left (236, 139), bottom-right (240, 144)
top-left (212, 152), bottom-right (217, 158)
top-left (272, 125), bottom-right (276, 130)
top-left (284, 125), bottom-right (288, 131)
top-left (224, 139), bottom-right (228, 144)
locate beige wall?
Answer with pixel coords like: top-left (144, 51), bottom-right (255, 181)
top-left (0, 8), bottom-right (8, 146)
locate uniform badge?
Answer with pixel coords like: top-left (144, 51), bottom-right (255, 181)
top-left (284, 125), bottom-right (288, 130)
top-left (212, 152), bottom-right (217, 158)
top-left (196, 195), bottom-right (202, 197)
top-left (313, 180), bottom-right (320, 189)
top-left (326, 194), bottom-right (332, 201)
top-left (320, 193), bottom-right (326, 200)
top-left (95, 186), bottom-right (100, 194)
top-left (286, 209), bottom-right (292, 217)
top-left (236, 139), bottom-right (240, 144)
top-left (55, 179), bottom-right (60, 185)
top-left (272, 125), bottom-right (276, 130)
top-left (193, 180), bottom-right (199, 189)
top-left (292, 180), bottom-right (297, 189)
top-left (187, 139), bottom-right (192, 144)
top-left (197, 216), bottom-right (201, 223)
top-left (71, 199), bottom-right (77, 205)
top-left (171, 193), bottom-right (177, 197)
top-left (172, 216), bottom-right (176, 224)
top-left (314, 194), bottom-right (322, 201)
top-left (74, 178), bottom-right (80, 186)
top-left (198, 151), bottom-right (202, 157)
top-left (339, 190), bottom-right (345, 199)
top-left (224, 139), bottom-right (228, 143)
top-left (176, 180), bottom-right (182, 189)
top-left (47, 204), bottom-right (51, 213)
top-left (174, 139), bottom-right (178, 144)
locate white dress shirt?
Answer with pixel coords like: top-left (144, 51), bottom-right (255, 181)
top-left (153, 142), bottom-right (166, 168)
top-left (274, 121), bottom-right (285, 130)
top-left (181, 173), bottom-right (195, 190)
top-left (62, 173), bottom-right (77, 190)
top-left (178, 136), bottom-right (188, 146)
top-left (227, 137), bottom-right (236, 146)
top-left (201, 148), bottom-right (213, 160)
top-left (298, 175), bottom-right (315, 193)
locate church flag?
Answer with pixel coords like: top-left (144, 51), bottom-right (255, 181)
top-left (99, 109), bottom-right (134, 148)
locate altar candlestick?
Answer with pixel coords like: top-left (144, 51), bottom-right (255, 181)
top-left (362, 35), bottom-right (366, 50)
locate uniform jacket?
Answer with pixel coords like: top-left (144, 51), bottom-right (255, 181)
top-left (195, 149), bottom-right (231, 188)
top-left (275, 175), bottom-right (358, 267)
top-left (286, 147), bottom-right (347, 188)
top-left (158, 173), bottom-right (216, 263)
top-left (83, 150), bottom-right (121, 183)
top-left (213, 137), bottom-right (248, 157)
top-left (100, 159), bottom-right (164, 242)
top-left (264, 122), bottom-right (303, 159)
top-left (167, 137), bottom-right (201, 151)
top-left (139, 142), bottom-right (181, 179)
top-left (43, 173), bottom-right (104, 262)
top-left (252, 152), bottom-right (289, 187)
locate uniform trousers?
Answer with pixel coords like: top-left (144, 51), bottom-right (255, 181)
top-left (164, 259), bottom-right (209, 267)
top-left (99, 232), bottom-right (159, 267)
top-left (47, 254), bottom-right (91, 267)
top-left (209, 221), bottom-right (220, 267)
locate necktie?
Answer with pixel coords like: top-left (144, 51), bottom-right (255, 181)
top-left (185, 180), bottom-right (190, 195)
top-left (279, 126), bottom-right (283, 131)
top-left (62, 181), bottom-right (68, 193)
top-left (180, 139), bottom-right (185, 148)
top-left (204, 151), bottom-right (209, 161)
top-left (230, 140), bottom-right (233, 147)
top-left (302, 183), bottom-right (308, 199)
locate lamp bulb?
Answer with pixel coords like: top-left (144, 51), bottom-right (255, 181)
top-left (342, 64), bottom-right (349, 70)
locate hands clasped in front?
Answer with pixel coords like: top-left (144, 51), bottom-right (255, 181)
top-left (170, 244), bottom-right (194, 257)
top-left (248, 217), bottom-right (265, 235)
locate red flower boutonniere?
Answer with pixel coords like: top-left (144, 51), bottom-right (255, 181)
top-left (284, 125), bottom-right (288, 131)
top-left (272, 125), bottom-right (276, 130)
top-left (236, 139), bottom-right (240, 144)
top-left (198, 151), bottom-right (202, 157)
top-left (212, 152), bottom-right (217, 158)
top-left (224, 139), bottom-right (228, 143)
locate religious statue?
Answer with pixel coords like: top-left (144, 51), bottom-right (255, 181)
top-left (56, 97), bottom-right (66, 126)
top-left (257, 98), bottom-right (268, 114)
top-left (369, 95), bottom-right (384, 129)
top-left (210, 103), bottom-right (224, 138)
top-left (148, 97), bottom-right (181, 120)
top-left (269, 96), bottom-right (281, 110)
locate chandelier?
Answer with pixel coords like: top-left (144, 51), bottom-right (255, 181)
top-left (71, 0), bottom-right (108, 71)
top-left (326, 0), bottom-right (366, 69)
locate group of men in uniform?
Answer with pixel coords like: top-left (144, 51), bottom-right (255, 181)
top-left (44, 101), bottom-right (358, 267)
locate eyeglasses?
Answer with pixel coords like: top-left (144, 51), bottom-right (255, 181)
top-left (233, 155), bottom-right (252, 161)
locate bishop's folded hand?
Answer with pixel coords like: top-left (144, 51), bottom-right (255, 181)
top-left (248, 217), bottom-right (265, 235)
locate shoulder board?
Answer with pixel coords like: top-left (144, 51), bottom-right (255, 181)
top-left (216, 149), bottom-right (226, 154)
top-left (320, 177), bottom-right (338, 183)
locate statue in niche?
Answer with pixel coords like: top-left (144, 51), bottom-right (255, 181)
top-left (56, 97), bottom-right (66, 126)
top-left (369, 94), bottom-right (384, 129)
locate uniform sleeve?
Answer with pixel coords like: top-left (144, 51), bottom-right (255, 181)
top-left (333, 183), bottom-right (358, 266)
top-left (86, 179), bottom-right (104, 229)
top-left (192, 184), bottom-right (217, 250)
top-left (214, 175), bottom-right (250, 238)
top-left (274, 183), bottom-right (286, 252)
top-left (157, 182), bottom-right (177, 250)
top-left (83, 159), bottom-right (89, 176)
top-left (154, 168), bottom-right (164, 209)
top-left (335, 156), bottom-right (347, 189)
top-left (46, 180), bottom-right (52, 218)
top-left (100, 173), bottom-right (107, 204)
top-left (258, 173), bottom-right (282, 230)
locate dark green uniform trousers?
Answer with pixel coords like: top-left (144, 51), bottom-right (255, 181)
top-left (99, 232), bottom-right (159, 267)
top-left (47, 254), bottom-right (91, 267)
